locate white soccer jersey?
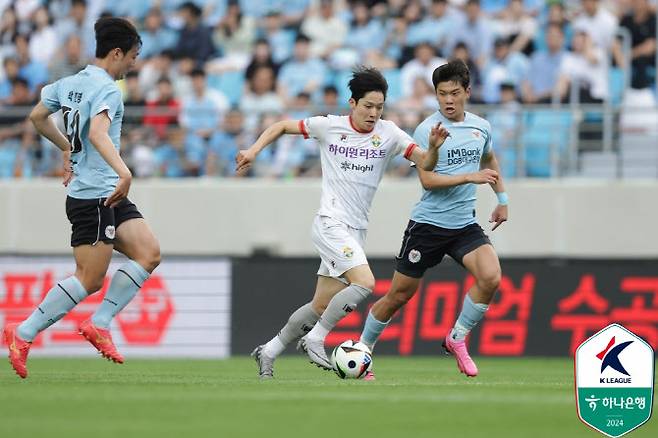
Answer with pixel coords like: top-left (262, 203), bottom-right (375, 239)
top-left (300, 114), bottom-right (417, 229)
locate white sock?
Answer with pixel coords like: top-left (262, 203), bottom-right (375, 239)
top-left (263, 336), bottom-right (286, 357)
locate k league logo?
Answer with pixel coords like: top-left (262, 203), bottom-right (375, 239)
top-left (575, 323), bottom-right (654, 438)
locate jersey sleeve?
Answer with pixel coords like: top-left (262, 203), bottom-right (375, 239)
top-left (299, 116), bottom-right (330, 143)
top-left (483, 121), bottom-right (493, 155)
top-left (89, 86), bottom-right (123, 121)
top-left (391, 123), bottom-right (417, 159)
top-left (40, 81), bottom-right (61, 112)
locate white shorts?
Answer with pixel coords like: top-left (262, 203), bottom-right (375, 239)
top-left (312, 215), bottom-right (368, 279)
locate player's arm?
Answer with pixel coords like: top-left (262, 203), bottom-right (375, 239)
top-left (417, 166), bottom-right (498, 189)
top-left (89, 112), bottom-right (132, 207)
top-left (236, 119), bottom-right (302, 172)
top-left (407, 122), bottom-right (449, 171)
top-left (29, 102), bottom-right (71, 152)
top-left (480, 150), bottom-right (508, 231)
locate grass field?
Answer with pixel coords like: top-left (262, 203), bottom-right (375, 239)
top-left (1, 357), bottom-right (655, 438)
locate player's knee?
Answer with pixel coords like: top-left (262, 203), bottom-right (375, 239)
top-left (479, 270), bottom-right (501, 293)
top-left (139, 241), bottom-right (161, 273)
top-left (79, 275), bottom-right (105, 294)
top-left (354, 276), bottom-right (375, 292)
top-left (311, 300), bottom-right (327, 315)
top-left (147, 246), bottom-right (161, 272)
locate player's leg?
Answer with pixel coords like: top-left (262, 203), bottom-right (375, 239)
top-left (4, 197), bottom-right (114, 378)
top-left (444, 225), bottom-right (500, 377)
top-left (360, 219), bottom-right (438, 352)
top-left (360, 271), bottom-right (421, 351)
top-left (253, 275), bottom-right (345, 378)
top-left (89, 215), bottom-right (160, 331)
top-left (301, 216), bottom-right (373, 369)
top-left (81, 200), bottom-right (159, 363)
top-left (301, 263), bottom-right (374, 369)
top-left (451, 243), bottom-right (500, 340)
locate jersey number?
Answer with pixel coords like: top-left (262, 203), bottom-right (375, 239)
top-left (62, 106), bottom-right (82, 153)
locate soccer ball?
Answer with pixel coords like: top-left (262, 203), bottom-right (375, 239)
top-left (330, 340), bottom-right (373, 379)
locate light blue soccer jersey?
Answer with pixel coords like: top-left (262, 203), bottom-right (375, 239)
top-left (410, 111), bottom-right (493, 229)
top-left (41, 65), bottom-right (124, 199)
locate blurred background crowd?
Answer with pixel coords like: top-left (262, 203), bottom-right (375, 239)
top-left (0, 0), bottom-right (656, 179)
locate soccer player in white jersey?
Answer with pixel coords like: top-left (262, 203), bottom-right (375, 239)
top-left (3, 18), bottom-right (161, 379)
top-left (236, 67), bottom-right (450, 378)
top-left (358, 60), bottom-right (509, 378)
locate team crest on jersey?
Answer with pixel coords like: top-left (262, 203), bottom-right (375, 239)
top-left (340, 134), bottom-right (348, 142)
top-left (343, 246), bottom-right (354, 258)
top-left (408, 249), bottom-right (421, 263)
top-left (371, 135), bottom-right (382, 148)
top-left (105, 225), bottom-right (115, 239)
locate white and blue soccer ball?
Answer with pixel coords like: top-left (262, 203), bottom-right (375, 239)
top-left (331, 340), bottom-right (372, 379)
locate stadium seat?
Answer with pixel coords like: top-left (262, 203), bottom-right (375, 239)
top-left (521, 109), bottom-right (573, 177)
top-left (608, 67), bottom-right (626, 107)
top-left (208, 71), bottom-right (245, 106)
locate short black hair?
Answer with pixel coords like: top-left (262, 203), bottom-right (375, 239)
top-left (348, 66), bottom-right (388, 102)
top-left (95, 17), bottom-right (142, 58)
top-left (323, 85), bottom-right (338, 94)
top-left (179, 1), bottom-right (203, 17)
top-left (432, 60), bottom-right (470, 90)
top-left (11, 77), bottom-right (29, 88)
top-left (295, 33), bottom-right (311, 44)
top-left (190, 68), bottom-right (206, 78)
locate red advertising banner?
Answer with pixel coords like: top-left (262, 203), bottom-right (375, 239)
top-left (0, 257), bottom-right (231, 358)
top-left (232, 258), bottom-right (658, 356)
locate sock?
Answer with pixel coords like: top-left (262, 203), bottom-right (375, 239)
top-left (307, 284), bottom-right (371, 340)
top-left (91, 260), bottom-right (149, 329)
top-left (17, 276), bottom-right (88, 341)
top-left (450, 294), bottom-right (489, 341)
top-left (359, 311), bottom-right (390, 351)
top-left (263, 302), bottom-right (320, 358)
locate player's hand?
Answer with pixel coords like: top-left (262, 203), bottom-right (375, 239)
top-left (489, 204), bottom-right (508, 231)
top-left (236, 149), bottom-right (256, 173)
top-left (105, 172), bottom-right (132, 208)
top-left (467, 169), bottom-right (498, 184)
top-left (428, 122), bottom-right (450, 149)
top-left (62, 153), bottom-right (73, 187)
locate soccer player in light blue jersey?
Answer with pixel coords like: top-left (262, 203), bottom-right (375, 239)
top-left (359, 60), bottom-right (509, 379)
top-left (4, 18), bottom-right (161, 379)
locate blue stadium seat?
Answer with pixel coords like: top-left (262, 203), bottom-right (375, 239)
top-left (208, 71), bottom-right (245, 106)
top-left (521, 109), bottom-right (572, 177)
top-left (608, 67), bottom-right (625, 106)
top-left (382, 69), bottom-right (402, 103)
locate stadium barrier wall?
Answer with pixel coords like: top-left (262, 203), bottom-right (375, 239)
top-left (232, 257), bottom-right (658, 357)
top-left (2, 254), bottom-right (656, 358)
top-left (1, 179), bottom-right (658, 258)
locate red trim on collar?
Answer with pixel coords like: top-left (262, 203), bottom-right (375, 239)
top-left (348, 114), bottom-right (374, 133)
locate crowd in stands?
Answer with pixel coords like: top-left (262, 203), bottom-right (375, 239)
top-left (0, 0), bottom-right (656, 179)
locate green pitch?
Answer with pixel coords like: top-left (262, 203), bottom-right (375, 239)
top-left (1, 357), bottom-right (655, 438)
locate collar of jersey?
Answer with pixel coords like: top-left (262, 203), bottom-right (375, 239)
top-left (348, 114), bottom-right (375, 134)
top-left (85, 64), bottom-right (114, 81)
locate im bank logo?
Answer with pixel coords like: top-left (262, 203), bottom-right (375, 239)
top-left (575, 323), bottom-right (654, 437)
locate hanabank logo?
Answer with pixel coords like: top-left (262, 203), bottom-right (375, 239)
top-left (597, 336), bottom-right (633, 384)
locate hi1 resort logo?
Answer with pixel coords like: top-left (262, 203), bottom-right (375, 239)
top-left (575, 323), bottom-right (655, 437)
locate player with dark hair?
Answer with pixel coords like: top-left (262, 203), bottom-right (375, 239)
top-left (238, 66), bottom-right (449, 378)
top-left (3, 17), bottom-right (161, 379)
top-left (359, 60), bottom-right (509, 378)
